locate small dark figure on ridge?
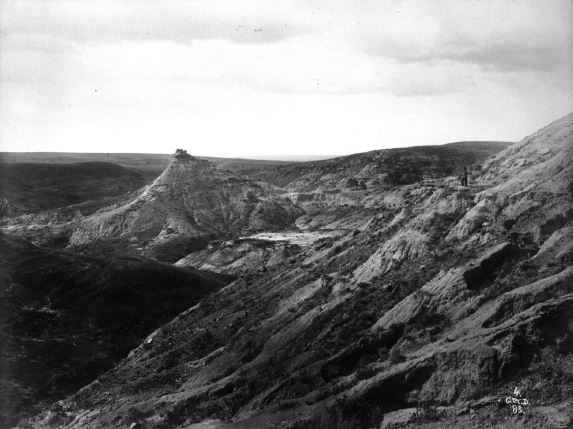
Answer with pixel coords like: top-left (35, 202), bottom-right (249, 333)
top-left (460, 167), bottom-right (469, 187)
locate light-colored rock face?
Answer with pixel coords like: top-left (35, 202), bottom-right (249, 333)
top-left (480, 113), bottom-right (573, 196)
top-left (67, 154), bottom-right (303, 257)
top-left (175, 230), bottom-right (345, 275)
top-left (371, 268), bottom-right (471, 331)
top-left (175, 239), bottom-right (293, 275)
top-left (533, 225), bottom-right (573, 264)
top-left (370, 241), bottom-right (524, 333)
top-left (445, 114), bottom-right (573, 246)
top-left (446, 197), bottom-right (497, 241)
top-left (353, 228), bottom-right (429, 283)
top-left (14, 115), bottom-right (573, 429)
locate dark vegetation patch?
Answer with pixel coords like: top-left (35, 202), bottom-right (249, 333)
top-left (145, 235), bottom-right (213, 263)
top-left (0, 152), bottom-right (294, 181)
top-left (0, 233), bottom-right (231, 428)
top-left (425, 211), bottom-right (466, 246)
top-left (68, 233), bottom-right (213, 263)
top-left (253, 144), bottom-right (509, 190)
top-left (0, 162), bottom-right (147, 215)
top-left (536, 209), bottom-right (573, 242)
top-left (335, 363), bottom-right (436, 428)
top-left (463, 243), bottom-right (519, 290)
top-left (478, 233), bottom-right (541, 302)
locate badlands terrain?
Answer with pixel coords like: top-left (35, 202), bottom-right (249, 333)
top-left (1, 114), bottom-right (572, 429)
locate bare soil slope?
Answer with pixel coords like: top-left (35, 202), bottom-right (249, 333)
top-left (16, 116), bottom-right (571, 429)
top-left (66, 151), bottom-right (302, 262)
top-left (1, 152), bottom-right (303, 263)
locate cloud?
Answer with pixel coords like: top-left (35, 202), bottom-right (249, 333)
top-left (1, 29), bottom-right (469, 98)
top-left (1, 0), bottom-right (306, 45)
top-left (320, 0), bottom-right (572, 72)
top-left (365, 36), bottom-right (569, 73)
top-left (79, 37), bottom-right (475, 97)
top-left (1, 0), bottom-right (571, 156)
top-left (2, 0), bottom-right (570, 94)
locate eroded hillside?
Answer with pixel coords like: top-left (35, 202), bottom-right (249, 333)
top-left (251, 141), bottom-right (511, 191)
top-left (13, 115), bottom-right (572, 429)
top-left (0, 233), bottom-right (231, 428)
top-left (1, 151), bottom-right (302, 263)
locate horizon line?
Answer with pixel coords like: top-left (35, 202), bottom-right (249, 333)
top-left (0, 140), bottom-right (515, 162)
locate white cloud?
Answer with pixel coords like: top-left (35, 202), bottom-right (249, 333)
top-left (1, 0), bottom-right (306, 45)
top-left (331, 0), bottom-right (571, 72)
top-left (0, 0), bottom-right (571, 156)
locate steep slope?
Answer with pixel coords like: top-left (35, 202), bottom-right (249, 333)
top-left (1, 150), bottom-right (302, 263)
top-left (0, 232), bottom-right (231, 428)
top-left (21, 116), bottom-right (571, 429)
top-left (0, 143), bottom-right (506, 257)
top-left (67, 150), bottom-right (302, 262)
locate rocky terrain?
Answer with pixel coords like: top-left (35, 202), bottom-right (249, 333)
top-left (250, 141), bottom-right (511, 192)
top-left (0, 232), bottom-right (231, 428)
top-left (1, 150), bottom-right (302, 263)
top-left (2, 115), bottom-right (572, 429)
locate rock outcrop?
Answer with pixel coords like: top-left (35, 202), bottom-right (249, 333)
top-left (66, 152), bottom-right (302, 261)
top-left (9, 115), bottom-right (573, 429)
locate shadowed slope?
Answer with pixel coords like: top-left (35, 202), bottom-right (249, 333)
top-left (20, 116), bottom-right (571, 429)
top-left (0, 233), bottom-right (231, 428)
top-left (0, 162), bottom-right (147, 217)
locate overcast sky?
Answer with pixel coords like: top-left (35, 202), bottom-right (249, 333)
top-left (1, 0), bottom-right (571, 158)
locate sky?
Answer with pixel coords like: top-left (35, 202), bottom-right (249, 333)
top-left (1, 0), bottom-right (572, 159)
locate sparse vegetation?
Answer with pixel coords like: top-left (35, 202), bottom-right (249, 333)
top-left (3, 117), bottom-right (573, 429)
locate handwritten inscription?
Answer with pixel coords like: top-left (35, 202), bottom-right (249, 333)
top-left (504, 387), bottom-right (529, 414)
